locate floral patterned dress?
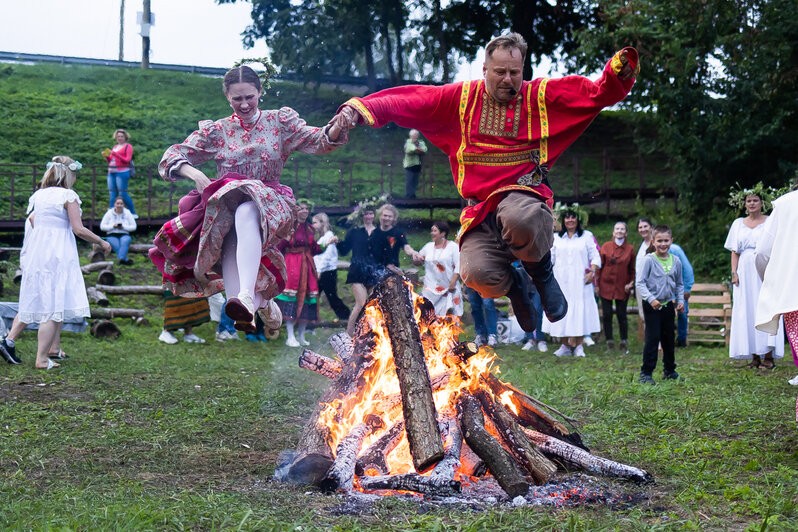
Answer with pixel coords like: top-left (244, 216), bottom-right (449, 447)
top-left (150, 108), bottom-right (345, 301)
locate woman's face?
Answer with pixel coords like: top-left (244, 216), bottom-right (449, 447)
top-left (564, 214), bottom-right (578, 232)
top-left (296, 205), bottom-right (309, 223)
top-left (638, 220), bottom-right (651, 239)
top-left (312, 219), bottom-right (322, 232)
top-left (745, 194), bottom-right (762, 214)
top-left (362, 210), bottom-right (375, 225)
top-left (430, 225), bottom-right (443, 242)
top-left (613, 223), bottom-right (627, 240)
top-left (114, 198), bottom-right (125, 212)
top-left (115, 132), bottom-right (127, 144)
top-left (225, 82), bottom-right (261, 121)
top-left (379, 209), bottom-right (396, 229)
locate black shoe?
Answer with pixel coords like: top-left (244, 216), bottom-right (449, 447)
top-left (676, 339), bottom-right (687, 348)
top-left (525, 252), bottom-right (567, 322)
top-left (505, 265), bottom-right (538, 332)
top-left (0, 338), bottom-right (21, 365)
top-left (638, 373), bottom-right (656, 385)
top-left (663, 370), bottom-right (680, 380)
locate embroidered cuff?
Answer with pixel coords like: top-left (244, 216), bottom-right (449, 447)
top-left (611, 47), bottom-right (640, 77)
top-left (344, 98), bottom-right (376, 126)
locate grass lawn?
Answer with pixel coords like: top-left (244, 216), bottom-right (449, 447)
top-left (1, 238), bottom-right (797, 531)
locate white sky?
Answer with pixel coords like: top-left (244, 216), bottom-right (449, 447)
top-left (0, 0), bottom-right (560, 81)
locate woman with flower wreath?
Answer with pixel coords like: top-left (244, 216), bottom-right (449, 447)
top-left (724, 183), bottom-right (784, 368)
top-left (150, 63), bottom-right (347, 334)
top-left (542, 204), bottom-right (601, 358)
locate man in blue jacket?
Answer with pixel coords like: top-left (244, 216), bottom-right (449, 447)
top-left (670, 243), bottom-right (694, 347)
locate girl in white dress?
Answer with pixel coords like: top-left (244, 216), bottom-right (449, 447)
top-left (725, 190), bottom-right (784, 367)
top-left (6, 157), bottom-right (111, 370)
top-left (543, 209), bottom-right (601, 357)
top-left (415, 221), bottom-right (463, 317)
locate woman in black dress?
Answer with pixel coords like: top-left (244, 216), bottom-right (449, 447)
top-left (337, 207), bottom-right (378, 335)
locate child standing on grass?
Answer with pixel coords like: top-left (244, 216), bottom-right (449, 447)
top-left (635, 225), bottom-right (685, 384)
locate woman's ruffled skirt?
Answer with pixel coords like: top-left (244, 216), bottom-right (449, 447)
top-left (150, 173), bottom-right (295, 301)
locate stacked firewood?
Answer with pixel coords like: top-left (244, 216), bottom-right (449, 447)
top-left (277, 274), bottom-right (652, 498)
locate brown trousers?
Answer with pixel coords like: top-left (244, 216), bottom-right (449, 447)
top-left (459, 192), bottom-right (553, 299)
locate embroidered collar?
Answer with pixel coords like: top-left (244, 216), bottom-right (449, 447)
top-left (233, 110), bottom-right (262, 132)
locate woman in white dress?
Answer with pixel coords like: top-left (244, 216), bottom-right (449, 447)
top-left (543, 209), bottom-right (601, 357)
top-left (725, 190), bottom-right (784, 368)
top-left (414, 221), bottom-right (463, 317)
top-left (2, 157), bottom-right (111, 370)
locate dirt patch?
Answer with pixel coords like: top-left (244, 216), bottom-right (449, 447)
top-left (0, 379), bottom-right (94, 403)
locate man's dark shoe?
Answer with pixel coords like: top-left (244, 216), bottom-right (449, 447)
top-left (0, 338), bottom-right (21, 365)
top-left (663, 370), bottom-right (680, 380)
top-left (525, 252), bottom-right (567, 322)
top-left (676, 339), bottom-right (687, 348)
top-left (638, 373), bottom-right (656, 385)
top-left (505, 265), bottom-right (538, 333)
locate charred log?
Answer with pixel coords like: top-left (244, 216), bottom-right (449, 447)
top-left (459, 442), bottom-right (487, 478)
top-left (457, 391), bottom-right (528, 498)
top-left (355, 420), bottom-right (405, 476)
top-left (430, 412), bottom-right (462, 483)
top-left (320, 415), bottom-right (384, 493)
top-left (329, 331), bottom-right (354, 359)
top-left (374, 274), bottom-right (443, 472)
top-left (359, 473), bottom-right (460, 497)
top-left (299, 349), bottom-right (343, 379)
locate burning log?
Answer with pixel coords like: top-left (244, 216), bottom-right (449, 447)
top-left (430, 412), bottom-right (462, 483)
top-left (80, 261), bottom-right (114, 274)
top-left (451, 341), bottom-right (479, 361)
top-left (457, 391), bottom-right (529, 498)
top-left (358, 473), bottom-right (461, 497)
top-left (320, 415), bottom-right (384, 493)
top-left (475, 389), bottom-right (556, 486)
top-left (522, 428), bottom-right (653, 484)
top-left (86, 287), bottom-right (109, 307)
top-left (96, 284), bottom-right (164, 295)
top-left (329, 331), bottom-right (353, 359)
top-left (374, 274), bottom-right (443, 472)
top-left (459, 443), bottom-right (487, 478)
top-left (299, 349), bottom-right (342, 379)
top-left (355, 421), bottom-right (405, 476)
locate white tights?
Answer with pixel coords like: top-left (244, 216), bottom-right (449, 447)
top-left (221, 201), bottom-right (264, 308)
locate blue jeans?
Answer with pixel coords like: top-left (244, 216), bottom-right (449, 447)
top-left (105, 234), bottom-right (131, 260)
top-left (107, 170), bottom-right (137, 214)
top-left (217, 301), bottom-right (237, 334)
top-left (677, 299), bottom-right (689, 342)
top-left (522, 289), bottom-right (546, 342)
top-left (466, 286), bottom-right (498, 337)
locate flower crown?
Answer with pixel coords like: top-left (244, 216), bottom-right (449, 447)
top-left (727, 182), bottom-right (778, 213)
top-left (552, 201), bottom-right (589, 227)
top-left (296, 197), bottom-right (315, 212)
top-left (233, 57), bottom-right (278, 90)
top-left (46, 160), bottom-right (82, 172)
top-left (343, 193), bottom-right (389, 224)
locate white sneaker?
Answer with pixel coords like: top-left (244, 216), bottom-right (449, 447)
top-left (474, 335), bottom-right (487, 347)
top-left (487, 334), bottom-right (498, 347)
top-left (215, 331), bottom-right (228, 342)
top-left (521, 339), bottom-right (535, 351)
top-left (583, 336), bottom-right (595, 347)
top-left (789, 375), bottom-right (798, 386)
top-left (158, 329), bottom-right (179, 344)
top-left (574, 344), bottom-right (586, 357)
top-left (183, 333), bottom-right (205, 343)
top-left (286, 336), bottom-right (300, 347)
top-left (299, 336), bottom-right (310, 346)
top-left (537, 341), bottom-right (548, 352)
top-left (553, 344), bottom-right (572, 357)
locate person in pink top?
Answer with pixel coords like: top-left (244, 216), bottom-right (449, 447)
top-left (103, 128), bottom-right (137, 218)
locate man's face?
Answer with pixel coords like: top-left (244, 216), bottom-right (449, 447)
top-left (483, 47), bottom-right (524, 104)
top-left (380, 209), bottom-right (396, 229)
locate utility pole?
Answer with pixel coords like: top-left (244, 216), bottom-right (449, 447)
top-left (118, 0), bottom-right (125, 61)
top-left (141, 0), bottom-right (151, 69)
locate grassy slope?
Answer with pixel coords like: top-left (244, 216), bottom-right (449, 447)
top-left (0, 231), bottom-right (796, 531)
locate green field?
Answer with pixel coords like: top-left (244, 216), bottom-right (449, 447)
top-left (0, 230), bottom-right (796, 531)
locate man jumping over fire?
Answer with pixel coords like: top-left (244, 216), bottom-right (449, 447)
top-left (333, 33), bottom-right (639, 331)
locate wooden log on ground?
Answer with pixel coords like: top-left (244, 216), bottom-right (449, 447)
top-left (374, 274), bottom-right (443, 472)
top-left (128, 243), bottom-right (155, 254)
top-left (80, 261), bottom-right (114, 274)
top-left (430, 411), bottom-right (462, 483)
top-left (355, 421), bottom-right (405, 476)
top-left (459, 442), bottom-right (487, 478)
top-left (475, 389), bottom-right (556, 486)
top-left (483, 373), bottom-right (587, 451)
top-left (299, 349), bottom-right (343, 379)
top-left (457, 391), bottom-right (529, 498)
top-left (89, 244), bottom-right (107, 263)
top-left (90, 307), bottom-right (145, 319)
top-left (329, 331), bottom-right (354, 359)
top-left (131, 316), bottom-right (150, 327)
top-left (97, 269), bottom-right (116, 286)
top-left (319, 415), bottom-right (383, 493)
top-left (90, 320), bottom-right (121, 338)
top-left (86, 287), bottom-right (109, 307)
top-left (96, 284), bottom-right (164, 295)
top-left (358, 473), bottom-right (461, 497)
top-left (14, 269), bottom-right (22, 284)
top-left (522, 428), bottom-right (653, 484)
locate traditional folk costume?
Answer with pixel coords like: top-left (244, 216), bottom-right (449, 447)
top-left (340, 49), bottom-right (638, 300)
top-left (150, 108), bottom-right (344, 303)
top-left (418, 240), bottom-right (464, 317)
top-left (725, 218), bottom-right (785, 359)
top-left (276, 222), bottom-right (322, 322)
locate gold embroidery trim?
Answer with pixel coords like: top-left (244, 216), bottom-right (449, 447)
top-left (345, 98), bottom-right (375, 126)
top-left (537, 78), bottom-right (549, 165)
top-left (478, 92), bottom-right (521, 137)
top-left (174, 216), bottom-right (192, 240)
top-left (456, 81), bottom-right (471, 194)
top-left (462, 149), bottom-right (539, 166)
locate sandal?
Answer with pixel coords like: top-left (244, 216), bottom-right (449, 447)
top-left (48, 349), bottom-right (69, 360)
top-left (745, 360), bottom-right (761, 369)
top-left (761, 359), bottom-right (776, 370)
top-left (36, 358), bottom-right (60, 370)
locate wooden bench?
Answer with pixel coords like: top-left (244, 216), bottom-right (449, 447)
top-left (687, 282), bottom-right (732, 346)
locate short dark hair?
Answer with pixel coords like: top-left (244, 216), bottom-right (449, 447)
top-left (652, 225), bottom-right (672, 238)
top-left (432, 220), bottom-right (450, 237)
top-left (558, 210), bottom-right (584, 237)
top-left (485, 33), bottom-right (528, 60)
top-left (638, 217), bottom-right (653, 226)
top-left (223, 65), bottom-right (261, 93)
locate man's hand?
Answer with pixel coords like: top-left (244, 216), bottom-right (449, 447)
top-left (650, 299), bottom-right (662, 310)
top-left (684, 291), bottom-right (691, 301)
top-left (618, 50), bottom-right (635, 81)
top-left (676, 302), bottom-right (685, 313)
